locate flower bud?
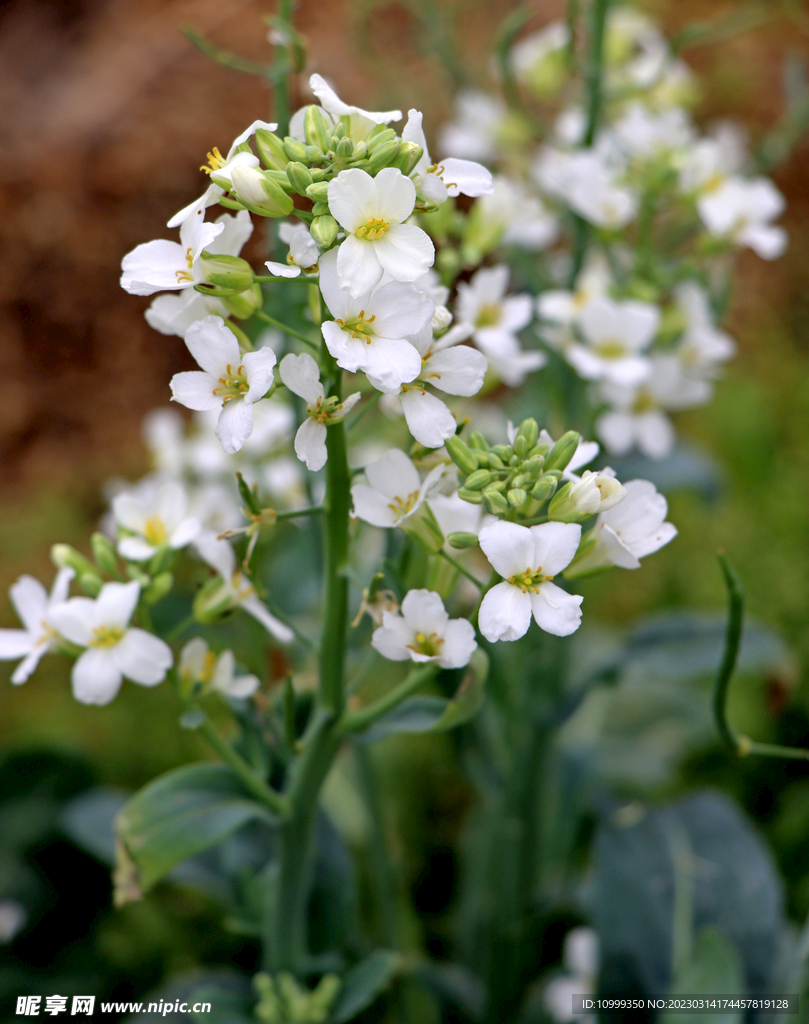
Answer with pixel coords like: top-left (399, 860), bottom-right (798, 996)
top-left (193, 576), bottom-right (235, 624)
top-left (544, 430), bottom-right (580, 473)
top-left (468, 431), bottom-right (490, 451)
top-left (52, 543), bottom-right (96, 578)
top-left (310, 215), bottom-right (339, 248)
top-left (305, 145), bottom-right (325, 163)
top-left (304, 105), bottom-right (332, 152)
top-left (230, 166), bottom-right (294, 217)
top-left (432, 305), bottom-right (453, 333)
top-left (366, 139), bottom-right (401, 172)
top-left (458, 487), bottom-right (483, 504)
top-left (222, 283), bottom-right (264, 320)
top-left (517, 417), bottom-right (539, 448)
top-left (336, 136), bottom-right (354, 159)
top-left (507, 488), bottom-right (528, 507)
top-left (311, 201), bottom-right (330, 217)
top-left (464, 468), bottom-right (492, 491)
top-left (255, 129), bottom-right (288, 170)
top-left (144, 571), bottom-right (173, 605)
top-left (283, 136), bottom-right (308, 163)
top-left (524, 453), bottom-right (545, 476)
top-left (391, 141), bottom-right (424, 176)
top-left (309, 167), bottom-right (327, 182)
top-left (91, 532), bottom-right (118, 575)
top-left (492, 444), bottom-right (513, 461)
top-left (531, 475), bottom-right (558, 501)
top-left (352, 141), bottom-right (368, 160)
top-left (286, 161), bottom-right (314, 196)
top-left (448, 532), bottom-right (479, 549)
top-left (487, 452), bottom-right (504, 470)
top-left (197, 252), bottom-right (255, 294)
top-left (445, 435), bottom-right (479, 475)
top-left (366, 127), bottom-right (396, 151)
top-left (548, 471), bottom-right (626, 522)
top-left (305, 181), bottom-right (330, 203)
top-left (78, 571), bottom-right (103, 597)
top-left (482, 488), bottom-right (510, 515)
top-left (514, 435), bottom-right (528, 458)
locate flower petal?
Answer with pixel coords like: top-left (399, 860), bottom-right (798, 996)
top-left (530, 522), bottom-right (582, 577)
top-left (170, 371), bottom-right (221, 411)
top-left (48, 598), bottom-right (97, 647)
top-left (120, 240), bottom-right (187, 296)
top-left (265, 260), bottom-right (301, 278)
top-left (401, 589), bottom-right (450, 635)
top-left (373, 167), bottom-right (417, 224)
top-left (243, 348), bottom-right (277, 402)
top-left (478, 582), bottom-right (532, 642)
top-left (295, 418), bottom-right (328, 472)
top-left (72, 648), bottom-right (123, 705)
top-left (118, 536), bottom-right (158, 562)
top-left (9, 576), bottom-right (48, 634)
top-left (423, 346), bottom-right (487, 396)
top-left (113, 628), bottom-right (173, 685)
top-left (279, 352), bottom-right (323, 405)
top-left (371, 614), bottom-right (415, 661)
top-left (185, 316), bottom-right (240, 377)
top-left (242, 594), bottom-right (295, 644)
top-left (0, 629), bottom-right (35, 659)
top-left (360, 337), bottom-right (422, 390)
top-left (328, 169), bottom-right (376, 232)
top-left (530, 582), bottom-right (583, 636)
top-left (215, 399), bottom-right (254, 455)
top-left (372, 224), bottom-right (435, 283)
top-left (400, 388), bottom-right (456, 447)
top-left (336, 235), bottom-right (384, 297)
top-left (438, 618), bottom-right (478, 668)
top-left (11, 647), bottom-right (45, 685)
top-left (479, 521), bottom-right (535, 578)
top-left (350, 485), bottom-right (398, 527)
top-left (364, 448), bottom-right (421, 499)
top-left (95, 581), bottom-right (140, 629)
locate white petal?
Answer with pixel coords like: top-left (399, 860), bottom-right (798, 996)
top-left (370, 282), bottom-right (435, 338)
top-left (72, 649), bottom-right (123, 705)
top-left (360, 337), bottom-right (422, 390)
top-left (243, 349), bottom-right (277, 402)
top-left (169, 517), bottom-right (202, 549)
top-left (170, 371), bottom-right (221, 411)
top-left (49, 567), bottom-right (75, 605)
top-left (180, 637), bottom-right (209, 678)
top-left (195, 533), bottom-right (236, 578)
top-left (596, 410), bottom-right (635, 455)
top-left (295, 418), bottom-right (328, 471)
top-left (279, 352), bottom-right (323, 404)
top-left (9, 576), bottom-right (48, 634)
top-left (401, 589), bottom-right (450, 635)
top-left (631, 521), bottom-right (677, 559)
top-left (373, 167), bottom-right (417, 224)
top-left (438, 158), bottom-right (494, 198)
top-left (95, 581), bottom-right (140, 629)
top-left (120, 240), bottom-right (187, 296)
top-left (438, 619), bottom-right (478, 668)
top-left (372, 224), bottom-right (435, 283)
top-left (365, 449), bottom-right (421, 498)
top-left (336, 234), bottom-right (383, 296)
top-left (636, 411), bottom-right (676, 459)
top-left (218, 672), bottom-right (261, 698)
top-left (350, 484), bottom-right (398, 527)
top-left (215, 400), bottom-right (254, 455)
top-left (328, 169), bottom-right (376, 231)
top-left (371, 614), bottom-right (415, 661)
top-left (479, 520), bottom-right (535, 578)
top-left (242, 594), bottom-right (295, 644)
top-left (208, 209), bottom-right (254, 257)
top-left (179, 208), bottom-right (225, 257)
top-left (478, 582), bottom-right (532, 642)
top-left (740, 223), bottom-right (787, 260)
top-left (316, 248), bottom-right (357, 320)
top-left (112, 493), bottom-right (147, 533)
top-left (48, 598), bottom-right (96, 647)
top-left (423, 347), bottom-right (487, 396)
top-left (185, 316), bottom-right (240, 377)
top-left (530, 582), bottom-right (583, 636)
top-left (167, 183), bottom-right (223, 229)
top-left (11, 648), bottom-right (45, 685)
top-left (113, 628), bottom-right (173, 685)
top-left (118, 536), bottom-right (158, 561)
top-left (228, 119), bottom-right (277, 154)
top-left (499, 295), bottom-right (534, 334)
top-left (0, 629), bottom-right (35, 659)
top-left (265, 260), bottom-right (301, 278)
top-left (400, 388), bottom-right (456, 447)
top-left (530, 522), bottom-right (582, 576)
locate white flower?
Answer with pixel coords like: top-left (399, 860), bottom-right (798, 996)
top-left (697, 177), bottom-right (787, 259)
top-left (301, 74), bottom-right (402, 142)
top-left (457, 265), bottom-right (533, 348)
top-left (351, 449), bottom-right (444, 528)
top-left (677, 124), bottom-right (746, 195)
top-left (112, 480), bottom-right (201, 561)
top-left (167, 120), bottom-right (276, 228)
top-left (179, 637), bottom-right (260, 698)
top-left (565, 479), bottom-right (676, 576)
top-left (428, 492), bottom-right (491, 540)
top-left (328, 167), bottom-right (435, 295)
top-left (536, 150), bottom-right (637, 229)
top-left (319, 249), bottom-right (431, 389)
top-left (473, 175), bottom-right (559, 250)
top-left (549, 468), bottom-right (626, 520)
top-left (402, 109), bottom-right (493, 205)
top-left (610, 102), bottom-right (693, 161)
top-left (195, 534), bottom-right (294, 644)
top-left (144, 209), bottom-right (254, 338)
top-left (372, 589), bottom-right (477, 668)
top-left (265, 227), bottom-right (320, 278)
top-left (279, 352), bottom-right (360, 471)
top-left (545, 927), bottom-right (599, 1023)
top-left (536, 254), bottom-right (612, 330)
top-left (0, 568), bottom-right (74, 684)
top-left (48, 581), bottom-right (172, 705)
top-left (510, 22), bottom-right (569, 87)
top-left (120, 206), bottom-right (224, 297)
top-left (674, 282), bottom-right (735, 374)
top-left (170, 316), bottom-right (277, 455)
top-left (478, 521), bottom-right (583, 641)
top-left (566, 296), bottom-right (660, 386)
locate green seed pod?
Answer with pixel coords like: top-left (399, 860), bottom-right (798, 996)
top-left (458, 487), bottom-right (483, 504)
top-left (336, 136), bottom-right (354, 159)
top-left (305, 181), bottom-right (330, 203)
top-left (468, 431), bottom-right (490, 451)
top-left (517, 417), bottom-right (539, 447)
top-left (487, 452), bottom-right (504, 470)
top-left (255, 129), bottom-right (288, 170)
top-left (464, 469), bottom-right (493, 491)
top-left (304, 145), bottom-right (325, 163)
top-left (286, 161), bottom-right (314, 195)
top-left (445, 435), bottom-right (479, 475)
top-left (544, 430), bottom-right (580, 472)
top-left (482, 488), bottom-right (510, 515)
top-left (366, 139), bottom-right (400, 172)
top-left (507, 488), bottom-right (528, 507)
top-left (513, 435), bottom-right (528, 458)
top-left (310, 215), bottom-right (339, 248)
top-left (448, 532), bottom-right (479, 549)
top-left (197, 253), bottom-right (255, 294)
top-left (283, 137), bottom-right (308, 163)
top-left (304, 104), bottom-right (332, 151)
top-left (91, 532), bottom-right (118, 575)
top-left (391, 141), bottom-right (424, 176)
top-left (531, 475), bottom-right (558, 501)
top-left (144, 571), bottom-right (173, 605)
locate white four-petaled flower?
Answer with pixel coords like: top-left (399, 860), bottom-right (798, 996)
top-left (351, 449), bottom-right (444, 529)
top-left (179, 637), bottom-right (260, 698)
top-left (402, 108), bottom-right (494, 206)
top-left (372, 589), bottom-right (477, 668)
top-left (112, 480), bottom-right (201, 562)
top-left (0, 568), bottom-right (74, 684)
top-left (120, 207), bottom-right (224, 297)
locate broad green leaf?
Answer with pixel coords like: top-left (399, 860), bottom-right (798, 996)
top-left (330, 950), bottom-right (400, 1023)
top-left (115, 763), bottom-right (276, 893)
top-left (668, 928), bottom-right (744, 1024)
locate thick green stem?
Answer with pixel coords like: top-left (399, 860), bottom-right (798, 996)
top-left (197, 717), bottom-right (290, 817)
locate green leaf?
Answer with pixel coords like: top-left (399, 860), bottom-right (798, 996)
top-left (330, 950), bottom-right (400, 1023)
top-left (115, 763), bottom-right (276, 892)
top-left (669, 928), bottom-right (744, 1024)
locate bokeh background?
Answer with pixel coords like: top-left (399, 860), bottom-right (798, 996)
top-left (3, 0), bottom-right (809, 1010)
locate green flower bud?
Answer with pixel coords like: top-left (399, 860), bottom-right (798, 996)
top-left (468, 431), bottom-right (490, 451)
top-left (517, 417), bottom-right (539, 447)
top-left (513, 435), bottom-right (528, 458)
top-left (487, 452), bottom-right (504, 469)
top-left (305, 145), bottom-right (325, 163)
top-left (78, 571), bottom-right (103, 597)
top-left (482, 488), bottom-right (510, 515)
top-left (330, 122), bottom-right (346, 142)
top-left (544, 430), bottom-right (580, 472)
top-left (310, 201), bottom-right (330, 216)
top-left (529, 443), bottom-right (550, 459)
top-left (197, 252), bottom-right (255, 294)
top-left (352, 141), bottom-right (368, 160)
top-left (229, 166), bottom-right (294, 217)
top-left (448, 532), bottom-right (479, 549)
top-left (221, 283), bottom-right (263, 320)
top-left (507, 488), bottom-right (528, 507)
top-left (286, 161), bottom-right (314, 195)
top-left (492, 444), bottom-right (513, 461)
top-left (193, 576), bottom-right (234, 624)
top-left (524, 453), bottom-right (545, 476)
top-left (445, 435), bottom-right (479, 475)
top-left (283, 136), bottom-right (308, 163)
top-left (310, 215), bottom-right (339, 248)
top-left (366, 139), bottom-right (401, 172)
top-left (531, 475), bottom-right (558, 501)
top-left (366, 127), bottom-right (396, 151)
top-left (144, 571), bottom-right (173, 605)
top-left (52, 543), bottom-right (96, 578)
top-left (336, 136), bottom-right (354, 158)
top-left (304, 105), bottom-right (332, 151)
top-left (391, 141), bottom-right (424, 176)
top-left (458, 487), bottom-right (483, 504)
top-left (309, 167), bottom-right (327, 182)
top-left (511, 474), bottom-right (527, 489)
top-left (464, 468), bottom-right (493, 491)
top-left (255, 129), bottom-right (288, 170)
top-left (305, 181), bottom-right (330, 203)
top-left (91, 532), bottom-right (118, 575)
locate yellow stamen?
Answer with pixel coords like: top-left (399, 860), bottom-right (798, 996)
top-left (90, 625), bottom-right (124, 648)
top-left (200, 146), bottom-right (227, 175)
top-left (143, 516), bottom-right (168, 547)
top-left (355, 217), bottom-right (389, 241)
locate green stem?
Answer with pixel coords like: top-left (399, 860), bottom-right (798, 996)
top-left (438, 549), bottom-right (485, 592)
top-left (339, 663), bottom-right (440, 736)
top-left (253, 310), bottom-right (320, 351)
top-left (347, 389), bottom-right (382, 430)
top-left (275, 505), bottom-right (324, 520)
top-left (197, 717), bottom-right (290, 817)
